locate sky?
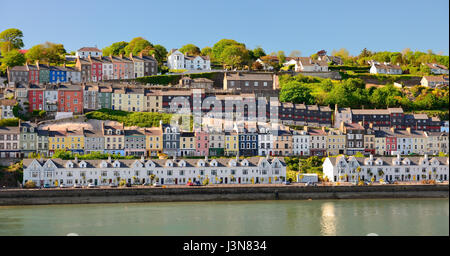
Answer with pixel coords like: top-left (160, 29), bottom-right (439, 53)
top-left (1, 0), bottom-right (449, 56)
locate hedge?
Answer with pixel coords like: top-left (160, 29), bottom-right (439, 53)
top-left (85, 109), bottom-right (173, 127)
top-left (0, 118), bottom-right (19, 127)
top-left (134, 72), bottom-right (218, 85)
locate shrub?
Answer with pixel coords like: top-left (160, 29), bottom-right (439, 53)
top-left (0, 118), bottom-right (19, 127)
top-left (24, 180), bottom-right (36, 188)
top-left (119, 179), bottom-right (127, 187)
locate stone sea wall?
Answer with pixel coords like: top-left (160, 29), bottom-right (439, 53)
top-left (0, 185), bottom-right (448, 206)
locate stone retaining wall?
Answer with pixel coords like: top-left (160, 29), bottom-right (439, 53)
top-left (0, 185), bottom-right (448, 206)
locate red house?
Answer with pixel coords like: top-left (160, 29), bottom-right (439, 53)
top-left (27, 85), bottom-right (44, 112)
top-left (26, 64), bottom-right (39, 84)
top-left (385, 129), bottom-right (397, 155)
top-left (57, 84), bottom-right (83, 114)
top-left (88, 55), bottom-right (103, 82)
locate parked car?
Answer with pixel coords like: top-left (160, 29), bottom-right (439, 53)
top-left (87, 183), bottom-right (96, 188)
top-left (59, 184), bottom-right (72, 188)
top-left (153, 183), bottom-right (162, 187)
top-left (186, 182), bottom-right (194, 186)
top-left (43, 184), bottom-right (51, 189)
top-left (284, 181), bottom-right (291, 185)
top-left (109, 183), bottom-right (118, 188)
top-left (306, 182), bottom-right (317, 187)
top-left (74, 184), bottom-right (82, 188)
top-left (435, 179), bottom-right (442, 183)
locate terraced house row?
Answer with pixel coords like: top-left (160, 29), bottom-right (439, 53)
top-left (22, 156), bottom-right (287, 187)
top-left (7, 52), bottom-right (158, 84)
top-left (1, 120), bottom-right (448, 159)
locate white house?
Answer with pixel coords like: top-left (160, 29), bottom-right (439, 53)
top-left (76, 47), bottom-right (102, 58)
top-left (423, 63), bottom-right (449, 75)
top-left (441, 121), bottom-right (449, 133)
top-left (100, 56), bottom-right (114, 80)
top-left (258, 127), bottom-right (273, 156)
top-left (295, 57), bottom-right (328, 72)
top-left (167, 49), bottom-right (211, 71)
top-left (369, 62), bottom-right (402, 74)
top-left (22, 156), bottom-right (287, 187)
top-left (420, 76), bottom-right (449, 88)
top-left (65, 66), bottom-right (81, 83)
top-left (323, 154), bottom-right (449, 183)
top-left (333, 105), bottom-right (352, 129)
top-left (0, 99), bottom-right (16, 119)
top-left (292, 130), bottom-right (310, 156)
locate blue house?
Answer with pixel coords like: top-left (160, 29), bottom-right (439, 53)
top-left (49, 66), bottom-right (67, 83)
top-left (239, 129), bottom-right (259, 156)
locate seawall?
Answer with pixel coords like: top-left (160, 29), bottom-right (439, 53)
top-left (0, 185), bottom-right (448, 206)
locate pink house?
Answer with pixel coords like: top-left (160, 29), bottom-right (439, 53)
top-left (195, 131), bottom-right (209, 156)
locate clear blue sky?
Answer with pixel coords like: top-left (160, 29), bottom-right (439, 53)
top-left (1, 0), bottom-right (449, 56)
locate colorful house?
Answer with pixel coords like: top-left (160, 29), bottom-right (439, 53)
top-left (224, 131), bottom-right (239, 156)
top-left (49, 66), bottom-right (67, 83)
top-left (57, 84), bottom-right (83, 114)
top-left (145, 127), bottom-right (162, 156)
top-left (27, 84), bottom-right (45, 112)
top-left (195, 131), bottom-right (209, 156)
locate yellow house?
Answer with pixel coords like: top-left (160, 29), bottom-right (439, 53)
top-left (145, 127), bottom-right (163, 156)
top-left (66, 129), bottom-right (85, 152)
top-left (102, 122), bottom-right (125, 155)
top-left (49, 130), bottom-right (69, 152)
top-left (375, 135), bottom-right (386, 155)
top-left (326, 129), bottom-right (346, 155)
top-left (224, 132), bottom-right (239, 156)
top-left (364, 132), bottom-right (375, 154)
top-left (145, 90), bottom-right (162, 112)
top-left (111, 88), bottom-right (145, 112)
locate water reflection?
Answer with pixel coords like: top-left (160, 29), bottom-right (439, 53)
top-left (0, 199), bottom-right (447, 236)
top-left (320, 202), bottom-right (336, 236)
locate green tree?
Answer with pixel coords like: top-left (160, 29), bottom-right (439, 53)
top-left (0, 28), bottom-right (24, 53)
top-left (252, 46), bottom-right (266, 60)
top-left (150, 44), bottom-right (168, 64)
top-left (279, 81), bottom-right (314, 104)
top-left (277, 50), bottom-right (286, 64)
top-left (212, 39), bottom-right (246, 63)
top-left (332, 48), bottom-right (350, 59)
top-left (102, 41), bottom-right (128, 56)
top-left (39, 42), bottom-right (66, 65)
top-left (200, 46), bottom-right (212, 57)
top-left (25, 44), bottom-right (45, 63)
top-left (359, 48), bottom-right (372, 58)
top-left (1, 49), bottom-right (26, 71)
top-left (124, 37), bottom-right (152, 55)
top-left (179, 44), bottom-right (201, 56)
top-left (221, 44), bottom-right (250, 68)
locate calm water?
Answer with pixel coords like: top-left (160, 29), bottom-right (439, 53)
top-left (0, 198), bottom-right (448, 236)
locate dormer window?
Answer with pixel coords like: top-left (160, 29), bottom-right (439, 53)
top-left (116, 130), bottom-right (120, 135)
